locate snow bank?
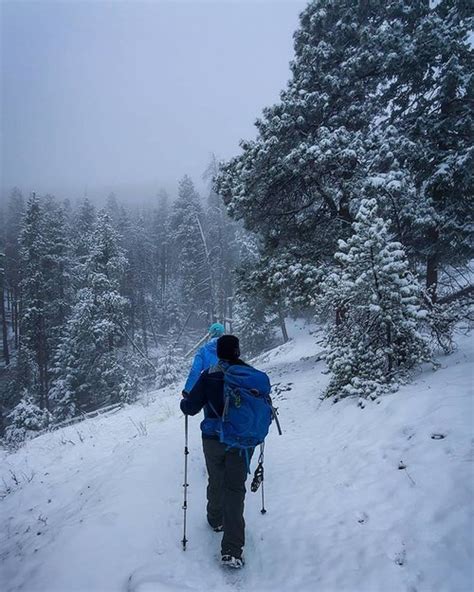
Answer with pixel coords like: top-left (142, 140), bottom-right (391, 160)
top-left (1, 321), bottom-right (472, 592)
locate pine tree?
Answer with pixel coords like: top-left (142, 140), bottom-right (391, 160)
top-left (0, 247), bottom-right (9, 367)
top-left (320, 199), bottom-right (430, 401)
top-left (106, 192), bottom-right (120, 225)
top-left (4, 188), bottom-right (25, 349)
top-left (169, 175), bottom-right (210, 324)
top-left (215, 0), bottom-right (392, 307)
top-left (42, 196), bottom-right (73, 347)
top-left (72, 198), bottom-right (96, 263)
top-left (216, 0), bottom-right (473, 308)
top-left (4, 392), bottom-right (52, 449)
top-left (152, 189), bottom-right (171, 308)
top-left (204, 155), bottom-right (239, 323)
top-left (161, 279), bottom-right (186, 333)
top-left (156, 348), bottom-right (182, 388)
top-left (379, 0), bottom-right (473, 301)
top-left (231, 230), bottom-right (283, 354)
top-left (17, 194), bottom-right (74, 411)
top-left (147, 190), bottom-right (172, 337)
top-left (233, 292), bottom-right (275, 357)
top-left (124, 212), bottom-right (155, 351)
top-left (50, 211), bottom-right (131, 419)
top-left (18, 194), bottom-right (50, 408)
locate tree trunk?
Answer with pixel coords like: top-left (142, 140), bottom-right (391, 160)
top-left (226, 296), bottom-right (233, 334)
top-left (160, 243), bottom-right (167, 306)
top-left (38, 312), bottom-right (49, 410)
top-left (1, 283), bottom-right (10, 366)
top-left (278, 304), bottom-right (289, 343)
top-left (338, 193), bottom-right (353, 227)
top-left (130, 300), bottom-right (136, 340)
top-left (141, 293), bottom-right (148, 355)
top-left (335, 306), bottom-right (346, 326)
top-left (426, 254), bottom-right (438, 304)
top-left (145, 302), bottom-right (159, 348)
top-left (386, 323), bottom-right (392, 375)
top-left (14, 294), bottom-right (20, 348)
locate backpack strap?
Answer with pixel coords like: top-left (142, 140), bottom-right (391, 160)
top-left (208, 363), bottom-right (222, 374)
top-left (207, 400), bottom-right (221, 418)
top-left (206, 361), bottom-right (231, 419)
top-left (209, 360), bottom-right (231, 373)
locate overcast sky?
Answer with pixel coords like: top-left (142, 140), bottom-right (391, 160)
top-left (1, 0), bottom-right (306, 202)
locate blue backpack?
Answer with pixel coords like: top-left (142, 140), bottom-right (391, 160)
top-left (201, 363), bottom-right (279, 451)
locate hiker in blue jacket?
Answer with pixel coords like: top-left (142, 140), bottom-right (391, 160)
top-left (180, 335), bottom-right (252, 569)
top-left (182, 322), bottom-right (225, 395)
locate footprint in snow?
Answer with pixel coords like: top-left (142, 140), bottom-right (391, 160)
top-left (394, 548), bottom-right (406, 566)
top-left (402, 426), bottom-right (416, 440)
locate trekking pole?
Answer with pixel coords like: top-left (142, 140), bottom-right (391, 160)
top-left (251, 400), bottom-right (282, 514)
top-left (182, 415), bottom-right (189, 550)
top-left (259, 443), bottom-right (267, 514)
top-left (260, 479), bottom-right (267, 514)
top-left (251, 443), bottom-right (267, 514)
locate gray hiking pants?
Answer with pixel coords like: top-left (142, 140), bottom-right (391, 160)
top-left (202, 438), bottom-right (253, 558)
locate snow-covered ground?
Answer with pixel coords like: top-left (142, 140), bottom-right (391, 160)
top-left (1, 322), bottom-right (473, 592)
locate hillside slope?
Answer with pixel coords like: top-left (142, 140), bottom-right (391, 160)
top-left (1, 322), bottom-right (472, 592)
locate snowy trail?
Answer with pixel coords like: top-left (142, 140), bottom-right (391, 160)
top-left (1, 322), bottom-right (473, 592)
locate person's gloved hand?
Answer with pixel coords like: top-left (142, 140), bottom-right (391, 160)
top-left (181, 390), bottom-right (188, 398)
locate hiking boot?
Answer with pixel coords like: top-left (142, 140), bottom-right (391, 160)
top-left (221, 554), bottom-right (244, 569)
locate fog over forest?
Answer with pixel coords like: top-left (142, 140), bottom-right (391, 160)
top-left (1, 0), bottom-right (306, 203)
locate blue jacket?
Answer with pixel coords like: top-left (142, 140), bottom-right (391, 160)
top-left (183, 338), bottom-right (219, 393)
top-left (180, 359), bottom-right (248, 439)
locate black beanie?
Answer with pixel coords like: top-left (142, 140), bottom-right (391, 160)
top-left (217, 335), bottom-right (240, 362)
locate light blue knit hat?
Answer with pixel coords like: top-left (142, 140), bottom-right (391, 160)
top-left (209, 322), bottom-right (225, 338)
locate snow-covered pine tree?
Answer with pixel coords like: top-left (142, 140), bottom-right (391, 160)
top-left (231, 230), bottom-right (282, 355)
top-left (215, 0), bottom-right (395, 308)
top-left (156, 348), bottom-right (182, 388)
top-left (161, 279), bottom-right (186, 334)
top-left (233, 292), bottom-right (276, 357)
top-left (134, 214), bottom-right (157, 352)
top-left (71, 198), bottom-right (96, 263)
top-left (151, 190), bottom-right (171, 315)
top-left (0, 251), bottom-right (9, 375)
top-left (50, 211), bottom-right (132, 420)
top-left (169, 175), bottom-right (210, 324)
top-left (216, 0), bottom-right (473, 311)
top-left (42, 196), bottom-right (73, 351)
top-left (4, 188), bottom-right (25, 349)
top-left (375, 0), bottom-right (473, 301)
top-left (106, 192), bottom-right (121, 226)
top-left (18, 194), bottom-right (73, 414)
top-left (19, 194), bottom-right (56, 410)
top-left (203, 157), bottom-right (237, 323)
top-left (320, 199), bottom-right (430, 401)
top-left (4, 391), bottom-right (52, 449)
top-left (119, 209), bottom-right (154, 350)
